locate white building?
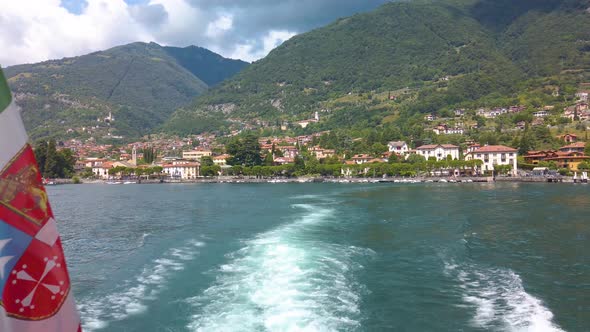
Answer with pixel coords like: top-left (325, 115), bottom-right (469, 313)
top-left (533, 110), bottom-right (549, 118)
top-left (213, 154), bottom-right (230, 166)
top-left (575, 91), bottom-right (588, 102)
top-left (162, 161), bottom-right (201, 180)
top-left (388, 141), bottom-right (409, 155)
top-left (415, 144), bottom-right (460, 161)
top-left (465, 145), bottom-right (518, 175)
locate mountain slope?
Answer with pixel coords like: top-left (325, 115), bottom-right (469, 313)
top-left (163, 0), bottom-right (590, 136)
top-left (5, 42), bottom-right (248, 140)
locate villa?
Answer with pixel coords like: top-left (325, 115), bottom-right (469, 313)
top-left (465, 145), bottom-right (518, 175)
top-left (415, 144), bottom-right (460, 161)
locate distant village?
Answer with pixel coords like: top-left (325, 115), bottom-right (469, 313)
top-left (57, 88), bottom-right (590, 181)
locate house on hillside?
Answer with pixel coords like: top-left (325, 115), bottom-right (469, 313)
top-left (351, 154), bottom-right (374, 164)
top-left (424, 114), bottom-right (436, 121)
top-left (183, 149), bottom-right (212, 161)
top-left (388, 141), bottom-right (409, 155)
top-left (559, 142), bottom-right (586, 153)
top-left (509, 106), bottom-right (525, 113)
top-left (415, 144), bottom-right (460, 161)
top-left (576, 91), bottom-right (589, 102)
top-left (560, 134), bottom-right (578, 143)
top-left (308, 146), bottom-right (335, 160)
top-left (533, 110), bottom-right (549, 118)
top-left (432, 124), bottom-right (464, 135)
top-left (465, 145), bottom-right (518, 175)
top-left (277, 146), bottom-right (299, 159)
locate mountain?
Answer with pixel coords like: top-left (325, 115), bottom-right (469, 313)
top-left (4, 42), bottom-right (248, 141)
top-left (163, 0), bottom-right (590, 136)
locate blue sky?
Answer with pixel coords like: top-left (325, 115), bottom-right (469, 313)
top-left (1, 0), bottom-right (389, 66)
top-left (61, 0), bottom-right (146, 14)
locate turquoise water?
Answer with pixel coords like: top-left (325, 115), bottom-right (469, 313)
top-left (48, 183), bottom-right (590, 331)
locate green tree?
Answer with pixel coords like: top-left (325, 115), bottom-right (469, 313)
top-left (43, 140), bottom-right (59, 178)
top-left (56, 148), bottom-right (76, 178)
top-left (226, 134), bottom-right (262, 166)
top-left (294, 155), bottom-right (305, 171)
top-left (142, 147), bottom-right (157, 164)
top-left (264, 152), bottom-right (274, 166)
top-left (34, 140), bottom-right (48, 175)
top-left (585, 142), bottom-right (590, 156)
top-left (201, 156), bottom-right (214, 167)
top-left (406, 154), bottom-right (426, 164)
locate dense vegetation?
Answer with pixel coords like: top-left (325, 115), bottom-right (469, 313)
top-left (33, 140), bottom-right (76, 178)
top-left (5, 42), bottom-right (248, 140)
top-left (163, 0), bottom-right (590, 138)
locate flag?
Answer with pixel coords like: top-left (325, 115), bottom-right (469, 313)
top-left (0, 69), bottom-right (81, 331)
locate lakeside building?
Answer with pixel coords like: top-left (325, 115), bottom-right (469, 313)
top-left (92, 161), bottom-right (135, 179)
top-left (183, 149), bottom-right (212, 161)
top-left (387, 141), bottom-right (409, 156)
top-left (213, 154), bottom-right (230, 166)
top-left (415, 144), bottom-right (460, 161)
top-left (466, 144), bottom-right (482, 154)
top-left (559, 142), bottom-right (586, 153)
top-left (162, 161), bottom-right (201, 180)
top-left (465, 145), bottom-right (518, 175)
top-left (525, 143), bottom-right (590, 171)
top-left (545, 152), bottom-right (590, 171)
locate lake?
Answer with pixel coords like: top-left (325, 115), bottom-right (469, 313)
top-left (47, 183), bottom-right (590, 331)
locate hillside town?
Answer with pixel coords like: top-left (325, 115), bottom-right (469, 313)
top-left (39, 85), bottom-right (588, 182)
top-left (52, 127), bottom-right (590, 182)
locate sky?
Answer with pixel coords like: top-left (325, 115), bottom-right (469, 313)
top-left (0, 0), bottom-right (389, 66)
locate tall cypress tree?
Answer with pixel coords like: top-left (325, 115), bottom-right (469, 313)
top-left (43, 139), bottom-right (59, 178)
top-left (34, 140), bottom-right (48, 175)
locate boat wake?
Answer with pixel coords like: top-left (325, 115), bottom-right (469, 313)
top-left (186, 202), bottom-right (373, 331)
top-left (78, 239), bottom-right (205, 331)
top-left (443, 260), bottom-right (564, 332)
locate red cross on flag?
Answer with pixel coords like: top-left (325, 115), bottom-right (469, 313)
top-left (0, 68), bottom-right (82, 331)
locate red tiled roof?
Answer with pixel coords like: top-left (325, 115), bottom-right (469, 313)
top-left (560, 142), bottom-right (586, 149)
top-left (416, 144), bottom-right (459, 150)
top-left (473, 145), bottom-right (517, 153)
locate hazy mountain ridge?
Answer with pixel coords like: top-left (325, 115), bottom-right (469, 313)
top-left (4, 42), bottom-right (248, 140)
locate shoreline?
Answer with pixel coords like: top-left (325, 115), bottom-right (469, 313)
top-left (45, 176), bottom-right (588, 185)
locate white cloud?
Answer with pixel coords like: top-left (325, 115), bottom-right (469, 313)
top-left (0, 0), bottom-right (387, 66)
top-left (229, 30), bottom-right (296, 62)
top-left (206, 14), bottom-right (233, 39)
top-left (0, 0), bottom-right (148, 66)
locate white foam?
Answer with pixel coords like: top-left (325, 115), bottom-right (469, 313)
top-left (187, 204), bottom-right (372, 332)
top-left (78, 239), bottom-right (205, 331)
top-left (445, 260), bottom-right (564, 332)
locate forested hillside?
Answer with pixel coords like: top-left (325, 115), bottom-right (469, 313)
top-left (4, 42), bottom-right (248, 140)
top-left (163, 0), bottom-right (590, 137)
